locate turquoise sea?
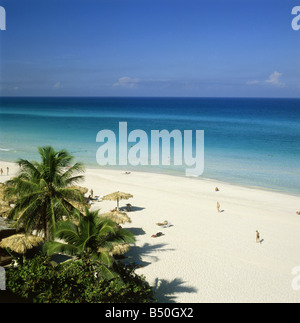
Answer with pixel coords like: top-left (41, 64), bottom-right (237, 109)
top-left (0, 97), bottom-right (299, 195)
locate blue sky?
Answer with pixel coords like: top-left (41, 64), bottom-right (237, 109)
top-left (0, 0), bottom-right (299, 97)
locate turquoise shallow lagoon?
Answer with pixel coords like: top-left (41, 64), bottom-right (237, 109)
top-left (0, 97), bottom-right (299, 194)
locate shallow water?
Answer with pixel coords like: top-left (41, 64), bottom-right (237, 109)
top-left (0, 97), bottom-right (299, 194)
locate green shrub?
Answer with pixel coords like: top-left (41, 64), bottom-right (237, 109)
top-left (6, 255), bottom-right (155, 303)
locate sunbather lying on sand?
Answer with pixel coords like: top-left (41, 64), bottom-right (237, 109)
top-left (156, 220), bottom-right (168, 226)
top-left (88, 195), bottom-right (99, 201)
top-left (156, 220), bottom-right (172, 228)
top-left (151, 232), bottom-right (163, 238)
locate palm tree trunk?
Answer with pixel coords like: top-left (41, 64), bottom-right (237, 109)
top-left (43, 204), bottom-right (49, 241)
top-left (44, 218), bottom-right (48, 241)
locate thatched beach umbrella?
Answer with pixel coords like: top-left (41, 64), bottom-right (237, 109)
top-left (0, 183), bottom-right (11, 218)
top-left (102, 191), bottom-right (133, 210)
top-left (111, 244), bottom-right (131, 256)
top-left (0, 182), bottom-right (18, 205)
top-left (0, 205), bottom-right (10, 218)
top-left (100, 210), bottom-right (132, 225)
top-left (69, 200), bottom-right (89, 213)
top-left (98, 243), bottom-right (131, 256)
top-left (68, 185), bottom-right (90, 212)
top-left (0, 183), bottom-right (5, 200)
top-left (70, 185), bottom-right (89, 195)
top-left (0, 234), bottom-right (43, 254)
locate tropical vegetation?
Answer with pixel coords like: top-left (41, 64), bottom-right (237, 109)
top-left (1, 146), bottom-right (155, 303)
top-left (43, 208), bottom-right (136, 279)
top-left (5, 146), bottom-right (85, 241)
top-left (6, 255), bottom-right (155, 303)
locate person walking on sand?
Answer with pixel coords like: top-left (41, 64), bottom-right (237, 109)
top-left (90, 189), bottom-right (94, 198)
top-left (6, 167), bottom-right (9, 175)
top-left (217, 202), bottom-right (221, 213)
top-left (256, 230), bottom-right (261, 243)
top-left (0, 168), bottom-right (3, 176)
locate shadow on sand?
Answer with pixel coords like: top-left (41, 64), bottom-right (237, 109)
top-left (152, 277), bottom-right (198, 303)
top-left (127, 227), bottom-right (146, 236)
top-left (120, 206), bottom-right (145, 212)
top-left (125, 242), bottom-right (174, 268)
top-left (122, 230), bottom-right (197, 302)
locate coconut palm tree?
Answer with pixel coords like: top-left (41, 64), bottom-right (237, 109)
top-left (5, 146), bottom-right (85, 241)
top-left (43, 208), bottom-right (135, 278)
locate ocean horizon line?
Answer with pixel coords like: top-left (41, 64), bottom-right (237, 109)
top-left (2, 96), bottom-right (300, 100)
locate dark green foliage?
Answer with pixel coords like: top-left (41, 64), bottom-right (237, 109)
top-left (43, 208), bottom-right (136, 279)
top-left (6, 255), bottom-right (155, 303)
top-left (4, 146), bottom-right (154, 303)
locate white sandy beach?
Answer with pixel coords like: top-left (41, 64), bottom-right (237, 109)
top-left (1, 160), bottom-right (300, 303)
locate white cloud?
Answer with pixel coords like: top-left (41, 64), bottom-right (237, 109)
top-left (247, 71), bottom-right (286, 88)
top-left (113, 77), bottom-right (140, 88)
top-left (265, 71), bottom-right (285, 87)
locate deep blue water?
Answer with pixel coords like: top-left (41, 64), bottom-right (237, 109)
top-left (0, 97), bottom-right (299, 194)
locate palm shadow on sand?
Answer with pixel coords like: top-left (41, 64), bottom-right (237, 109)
top-left (152, 278), bottom-right (198, 303)
top-left (127, 227), bottom-right (146, 236)
top-left (123, 242), bottom-right (197, 302)
top-left (125, 242), bottom-right (174, 268)
top-left (120, 206), bottom-right (145, 212)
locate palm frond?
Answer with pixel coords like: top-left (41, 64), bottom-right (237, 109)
top-left (16, 158), bottom-right (41, 179)
top-left (52, 197), bottom-right (74, 220)
top-left (96, 218), bottom-right (118, 238)
top-left (4, 178), bottom-right (40, 198)
top-left (53, 221), bottom-right (80, 244)
top-left (46, 208), bottom-right (134, 265)
top-left (8, 192), bottom-right (43, 225)
top-left (56, 187), bottom-right (84, 203)
top-left (43, 240), bottom-right (79, 257)
top-left (95, 251), bottom-right (115, 267)
top-left (4, 146), bottom-right (85, 240)
top-left (60, 162), bottom-right (85, 183)
top-left (101, 232), bottom-right (135, 252)
top-left (96, 263), bottom-right (118, 280)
